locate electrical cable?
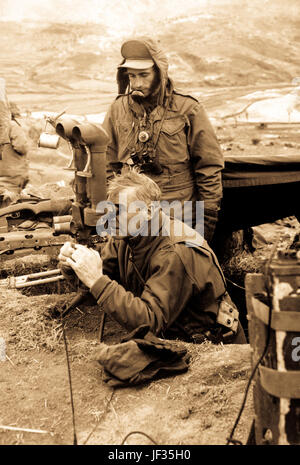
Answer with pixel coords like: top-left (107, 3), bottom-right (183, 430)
top-left (121, 431), bottom-right (158, 445)
top-left (61, 315), bottom-right (78, 445)
top-left (226, 238), bottom-right (279, 445)
top-left (225, 277), bottom-right (246, 291)
top-left (82, 390), bottom-right (115, 445)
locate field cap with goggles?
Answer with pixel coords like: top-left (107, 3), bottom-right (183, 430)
top-left (118, 40), bottom-right (154, 69)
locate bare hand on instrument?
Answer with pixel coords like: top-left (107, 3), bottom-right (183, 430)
top-left (58, 241), bottom-right (77, 279)
top-left (58, 241), bottom-right (76, 268)
top-left (62, 243), bottom-right (103, 289)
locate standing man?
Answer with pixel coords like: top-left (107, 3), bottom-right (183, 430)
top-left (0, 79), bottom-right (29, 206)
top-left (102, 37), bottom-right (224, 243)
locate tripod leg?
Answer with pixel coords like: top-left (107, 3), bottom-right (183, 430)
top-left (98, 312), bottom-right (107, 342)
top-left (61, 291), bottom-right (88, 318)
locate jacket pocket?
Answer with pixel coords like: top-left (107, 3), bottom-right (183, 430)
top-left (158, 116), bottom-right (190, 163)
top-left (161, 117), bottom-right (186, 136)
top-left (116, 121), bottom-right (133, 137)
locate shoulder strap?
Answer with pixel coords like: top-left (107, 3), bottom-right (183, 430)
top-left (171, 227), bottom-right (227, 291)
top-left (173, 89), bottom-right (199, 103)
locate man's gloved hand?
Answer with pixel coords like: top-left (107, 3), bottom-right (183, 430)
top-left (204, 208), bottom-right (219, 244)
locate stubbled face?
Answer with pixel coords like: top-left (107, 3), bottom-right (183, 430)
top-left (126, 67), bottom-right (157, 99)
top-left (107, 187), bottom-right (150, 239)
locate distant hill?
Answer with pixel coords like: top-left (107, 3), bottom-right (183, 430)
top-left (0, 0), bottom-right (299, 113)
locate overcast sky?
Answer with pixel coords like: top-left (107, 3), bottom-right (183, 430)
top-left (0, 1), bottom-right (294, 40)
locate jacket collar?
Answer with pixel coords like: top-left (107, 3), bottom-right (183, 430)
top-left (128, 92), bottom-right (178, 123)
top-left (121, 209), bottom-right (170, 256)
top-left (123, 208), bottom-right (206, 252)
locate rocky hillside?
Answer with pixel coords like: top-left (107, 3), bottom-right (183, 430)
top-left (0, 0), bottom-right (300, 114)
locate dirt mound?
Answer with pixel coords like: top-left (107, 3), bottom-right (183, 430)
top-left (0, 281), bottom-right (253, 445)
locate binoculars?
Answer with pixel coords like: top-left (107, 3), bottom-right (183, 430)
top-left (41, 115), bottom-right (109, 239)
top-left (130, 149), bottom-right (163, 175)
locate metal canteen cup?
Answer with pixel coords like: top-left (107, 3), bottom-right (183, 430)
top-left (38, 132), bottom-right (60, 149)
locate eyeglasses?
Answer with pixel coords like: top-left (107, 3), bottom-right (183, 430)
top-left (106, 201), bottom-right (150, 216)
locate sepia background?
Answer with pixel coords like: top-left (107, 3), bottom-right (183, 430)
top-left (0, 0), bottom-right (300, 447)
top-left (1, 0), bottom-right (300, 116)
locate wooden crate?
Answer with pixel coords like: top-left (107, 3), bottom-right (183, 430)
top-left (245, 254), bottom-right (300, 445)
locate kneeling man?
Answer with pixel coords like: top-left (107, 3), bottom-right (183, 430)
top-left (59, 169), bottom-right (246, 344)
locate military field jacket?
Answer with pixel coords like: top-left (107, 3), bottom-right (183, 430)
top-left (90, 215), bottom-right (226, 339)
top-left (103, 91), bottom-right (224, 211)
